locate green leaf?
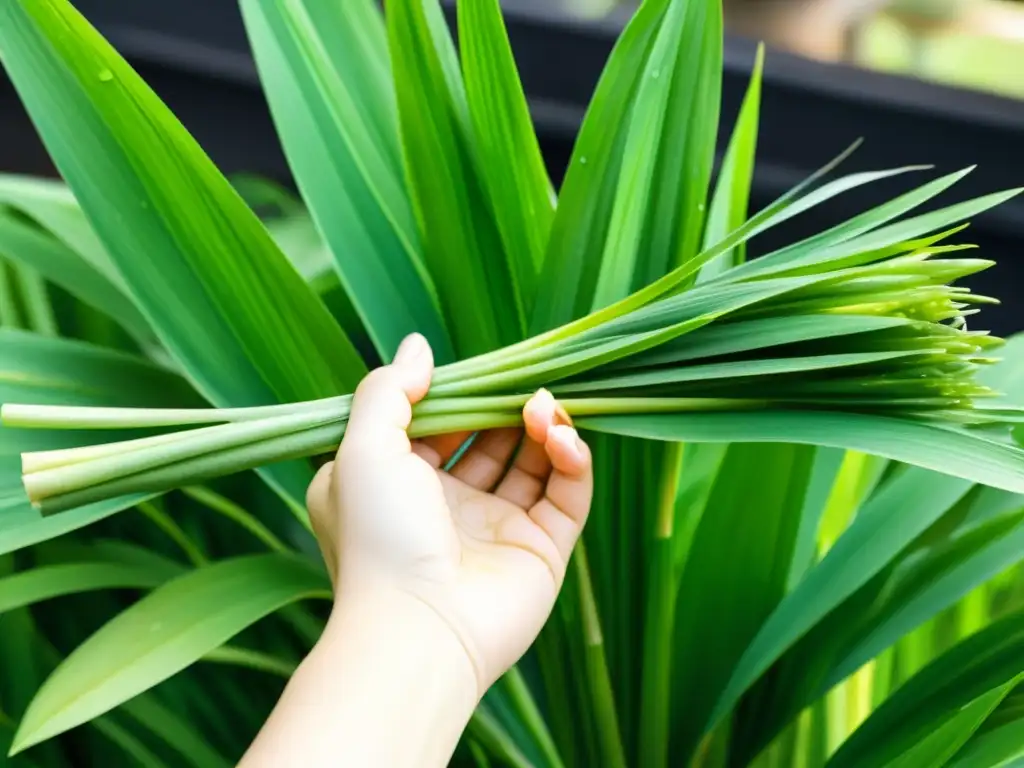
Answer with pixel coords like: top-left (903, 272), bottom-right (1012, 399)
top-left (0, 496), bottom-right (154, 565)
top-left (699, 43), bottom-right (762, 280)
top-left (89, 715), bottom-right (168, 768)
top-left (0, 0), bottom-right (367, 510)
top-left (0, 329), bottom-right (197, 409)
top-left (826, 607), bottom-right (1024, 768)
top-left (11, 553), bottom-right (330, 753)
top-left (238, 0), bottom-right (451, 363)
top-left (530, 0), bottom-right (669, 331)
top-left (827, 505), bottom-right (1024, 687)
top-left (459, 0), bottom-right (553, 315)
top-left (579, 412), bottom-right (1024, 497)
top-left (667, 442), bottom-right (816, 761)
top-left (878, 686), bottom-right (1013, 768)
top-left (10, 265), bottom-right (57, 338)
top-left (948, 699), bottom-right (1024, 768)
top-left (0, 0), bottom-right (364, 404)
top-left (0, 174), bottom-right (116, 282)
top-left (0, 208), bottom-right (150, 339)
top-left (576, 411), bottom-right (1024, 738)
top-left (0, 561), bottom-right (171, 616)
top-left (387, 0), bottom-right (521, 355)
top-left (589, 0), bottom-right (721, 307)
top-left (120, 692), bottom-right (231, 768)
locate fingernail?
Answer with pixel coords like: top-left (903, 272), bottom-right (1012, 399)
top-left (394, 333), bottom-right (427, 366)
top-left (554, 401), bottom-right (573, 427)
top-left (549, 424), bottom-right (582, 461)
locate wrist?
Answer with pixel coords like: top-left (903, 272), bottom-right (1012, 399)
top-left (302, 583), bottom-right (479, 766)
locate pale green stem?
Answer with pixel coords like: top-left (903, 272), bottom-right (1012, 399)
top-left (182, 486), bottom-right (290, 554)
top-left (0, 260), bottom-right (23, 328)
top-left (465, 706), bottom-right (536, 768)
top-left (500, 666), bottom-right (565, 768)
top-left (14, 265), bottom-right (58, 336)
top-left (574, 543), bottom-right (628, 768)
top-left (36, 421), bottom-right (344, 515)
top-left (137, 501), bottom-right (207, 567)
top-left (638, 442), bottom-right (685, 768)
top-left (24, 407), bottom-right (347, 500)
top-left (25, 398), bottom-right (766, 513)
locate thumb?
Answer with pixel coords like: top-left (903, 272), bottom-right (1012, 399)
top-left (341, 333), bottom-right (433, 460)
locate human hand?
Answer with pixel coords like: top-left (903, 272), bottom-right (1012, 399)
top-left (306, 332), bottom-right (593, 696)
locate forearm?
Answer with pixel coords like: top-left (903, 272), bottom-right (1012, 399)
top-left (239, 587), bottom-right (479, 768)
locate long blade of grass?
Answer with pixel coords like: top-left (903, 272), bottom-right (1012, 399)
top-left (530, 0), bottom-right (669, 332)
top-left (825, 610), bottom-right (1024, 768)
top-left (666, 443), bottom-right (816, 762)
top-left (459, 0), bottom-right (553, 316)
top-left (238, 0), bottom-right (452, 363)
top-left (698, 43), bottom-right (763, 281)
top-left (0, 210), bottom-right (150, 339)
top-left (0, 0), bottom-right (368, 512)
top-left (0, 561), bottom-right (171, 616)
top-left (387, 0), bottom-right (521, 355)
top-left (10, 553), bottom-right (331, 754)
top-left (590, 0), bottom-right (722, 308)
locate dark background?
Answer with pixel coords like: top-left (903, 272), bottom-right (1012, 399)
top-left (5, 0), bottom-right (1023, 333)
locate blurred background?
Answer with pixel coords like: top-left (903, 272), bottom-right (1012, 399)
top-left (553, 0), bottom-right (1024, 100)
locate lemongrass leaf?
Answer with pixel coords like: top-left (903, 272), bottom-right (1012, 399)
top-left (530, 0), bottom-right (669, 331)
top-left (699, 43), bottom-right (763, 280)
top-left (459, 0), bottom-right (553, 311)
top-left (826, 506), bottom-right (1024, 688)
top-left (0, 0), bottom-right (371, 514)
top-left (0, 174), bottom-right (116, 281)
top-left (591, 0), bottom-right (722, 307)
top-left (10, 554), bottom-right (331, 754)
top-left (0, 561), bottom-right (171, 616)
top-left (387, 0), bottom-right (521, 355)
top-left (239, 0), bottom-right (451, 363)
top-left (119, 693), bottom-right (231, 768)
top-left (825, 610), bottom-right (1024, 768)
top-left (0, 210), bottom-right (150, 338)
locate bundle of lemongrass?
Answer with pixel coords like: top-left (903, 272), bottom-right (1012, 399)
top-left (3, 198), bottom-right (1014, 515)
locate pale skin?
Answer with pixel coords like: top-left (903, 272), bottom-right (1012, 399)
top-left (239, 332), bottom-right (594, 768)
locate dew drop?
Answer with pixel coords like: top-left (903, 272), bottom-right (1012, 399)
top-left (697, 203), bottom-right (705, 212)
top-left (98, 68), bottom-right (113, 82)
top-left (579, 156), bottom-right (588, 166)
top-left (651, 68), bottom-right (661, 79)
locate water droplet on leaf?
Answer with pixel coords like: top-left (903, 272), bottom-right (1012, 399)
top-left (579, 157), bottom-right (588, 165)
top-left (651, 69), bottom-right (661, 79)
top-left (98, 69), bottom-right (113, 82)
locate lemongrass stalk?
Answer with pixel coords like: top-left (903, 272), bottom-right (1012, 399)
top-left (24, 407), bottom-right (349, 501)
top-left (573, 543), bottom-right (628, 768)
top-left (23, 428), bottom-right (216, 475)
top-left (36, 421), bottom-right (346, 514)
top-left (24, 397), bottom-right (769, 507)
top-left (0, 396), bottom-right (346, 429)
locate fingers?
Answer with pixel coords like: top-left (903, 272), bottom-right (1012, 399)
top-left (528, 424), bottom-right (593, 572)
top-left (412, 430), bottom-right (473, 469)
top-left (448, 428), bottom-right (522, 490)
top-left (306, 460), bottom-right (338, 588)
top-left (342, 333), bottom-right (432, 461)
top-left (494, 390), bottom-right (558, 508)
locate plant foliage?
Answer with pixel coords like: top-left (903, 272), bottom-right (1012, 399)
top-left (0, 0), bottom-right (1022, 766)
